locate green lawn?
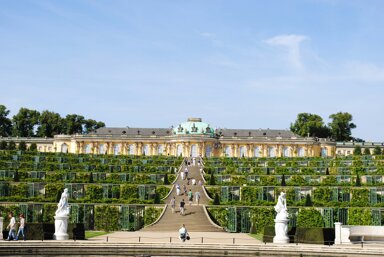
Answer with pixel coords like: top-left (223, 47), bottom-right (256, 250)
top-left (85, 231), bottom-right (110, 239)
top-left (249, 233), bottom-right (264, 241)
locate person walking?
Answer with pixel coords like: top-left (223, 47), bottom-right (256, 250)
top-left (170, 196), bottom-right (176, 214)
top-left (178, 224), bottom-right (189, 242)
top-left (176, 184), bottom-right (181, 196)
top-left (183, 184), bottom-right (187, 195)
top-left (195, 191), bottom-right (201, 205)
top-left (6, 212), bottom-right (16, 241)
top-left (179, 199), bottom-right (185, 215)
top-left (15, 214), bottom-right (26, 241)
top-left (188, 189), bottom-right (193, 206)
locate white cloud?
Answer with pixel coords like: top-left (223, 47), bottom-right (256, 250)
top-left (265, 34), bottom-right (309, 70)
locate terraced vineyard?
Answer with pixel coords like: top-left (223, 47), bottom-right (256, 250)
top-left (0, 150), bottom-right (180, 231)
top-left (204, 156), bottom-right (384, 233)
top-left (1, 150), bottom-right (384, 234)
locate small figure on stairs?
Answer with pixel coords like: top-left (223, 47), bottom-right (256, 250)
top-left (170, 196), bottom-right (176, 213)
top-left (179, 199), bottom-right (185, 215)
top-left (179, 224), bottom-right (189, 242)
top-left (188, 189), bottom-right (193, 205)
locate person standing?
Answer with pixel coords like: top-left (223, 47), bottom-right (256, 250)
top-left (188, 189), bottom-right (193, 206)
top-left (6, 212), bottom-right (16, 241)
top-left (15, 214), bottom-right (26, 241)
top-left (195, 191), bottom-right (201, 205)
top-left (170, 196), bottom-right (176, 214)
top-left (179, 199), bottom-right (185, 215)
top-left (178, 224), bottom-right (189, 242)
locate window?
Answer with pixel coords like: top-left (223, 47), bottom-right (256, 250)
top-left (225, 146), bottom-right (232, 157)
top-left (268, 147), bottom-right (275, 157)
top-left (240, 146), bottom-right (247, 157)
top-left (99, 144), bottom-right (105, 154)
top-left (205, 145), bottom-right (212, 157)
top-left (113, 144), bottom-right (120, 155)
top-left (176, 145), bottom-right (183, 157)
top-left (61, 143), bottom-right (68, 153)
top-left (128, 144), bottom-right (136, 155)
top-left (283, 147), bottom-right (291, 157)
top-left (157, 145), bottom-right (163, 155)
top-left (254, 147), bottom-right (261, 157)
top-left (297, 147), bottom-right (305, 157)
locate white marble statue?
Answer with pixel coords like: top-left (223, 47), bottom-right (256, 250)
top-left (273, 192), bottom-right (289, 244)
top-left (54, 188), bottom-right (70, 240)
top-left (56, 188), bottom-right (70, 216)
top-left (274, 191), bottom-right (288, 220)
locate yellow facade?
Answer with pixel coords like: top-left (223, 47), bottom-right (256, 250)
top-left (1, 118), bottom-right (337, 157)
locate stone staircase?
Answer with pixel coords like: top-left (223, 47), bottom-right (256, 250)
top-left (143, 157), bottom-right (223, 232)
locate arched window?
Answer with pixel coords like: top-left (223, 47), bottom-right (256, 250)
top-left (225, 146), bottom-right (232, 157)
top-left (254, 147), bottom-right (261, 157)
top-left (157, 145), bottom-right (163, 155)
top-left (176, 145), bottom-right (183, 157)
top-left (298, 147), bottom-right (305, 157)
top-left (268, 147), bottom-right (275, 157)
top-left (283, 147), bottom-right (291, 157)
top-left (85, 144), bottom-right (92, 154)
top-left (143, 144), bottom-right (149, 155)
top-left (113, 144), bottom-right (120, 155)
top-left (99, 144), bottom-right (105, 154)
top-left (205, 145), bottom-right (212, 157)
top-left (191, 144), bottom-right (198, 157)
top-left (61, 143), bottom-right (68, 153)
top-left (321, 147), bottom-right (327, 157)
top-left (240, 146), bottom-right (247, 157)
top-left (128, 144), bottom-right (136, 155)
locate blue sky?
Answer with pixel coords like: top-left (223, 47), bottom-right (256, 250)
top-left (1, 0), bottom-right (383, 141)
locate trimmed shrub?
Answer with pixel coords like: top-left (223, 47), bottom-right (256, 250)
top-left (297, 208), bottom-right (324, 228)
top-left (94, 205), bottom-right (120, 231)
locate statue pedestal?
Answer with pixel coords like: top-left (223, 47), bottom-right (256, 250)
top-left (54, 216), bottom-right (69, 240)
top-left (273, 218), bottom-right (289, 244)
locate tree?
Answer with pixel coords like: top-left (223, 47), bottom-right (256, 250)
top-left (290, 113), bottom-right (330, 138)
top-left (305, 194), bottom-right (313, 206)
top-left (12, 108), bottom-right (40, 137)
top-left (8, 141), bottom-right (16, 150)
top-left (63, 114), bottom-right (85, 135)
top-left (213, 193), bottom-right (220, 205)
top-left (18, 141), bottom-right (27, 151)
top-left (0, 105), bottom-right (12, 136)
top-left (0, 141), bottom-right (7, 150)
top-left (355, 174), bottom-right (361, 187)
top-left (353, 146), bottom-right (362, 155)
top-left (373, 146), bottom-right (382, 155)
top-left (328, 112), bottom-right (356, 141)
top-left (29, 143), bottom-right (37, 152)
top-left (363, 147), bottom-right (371, 155)
top-left (37, 110), bottom-right (63, 137)
top-left (84, 119), bottom-right (105, 134)
top-left (209, 172), bottom-right (216, 185)
top-left (163, 173), bottom-right (169, 185)
top-left (281, 174), bottom-right (286, 186)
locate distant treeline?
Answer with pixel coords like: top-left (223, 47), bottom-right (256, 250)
top-left (0, 104), bottom-right (105, 138)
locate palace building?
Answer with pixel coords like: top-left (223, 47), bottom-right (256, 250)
top-left (8, 117), bottom-right (335, 158)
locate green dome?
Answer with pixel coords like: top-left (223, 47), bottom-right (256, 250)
top-left (173, 118), bottom-right (214, 136)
